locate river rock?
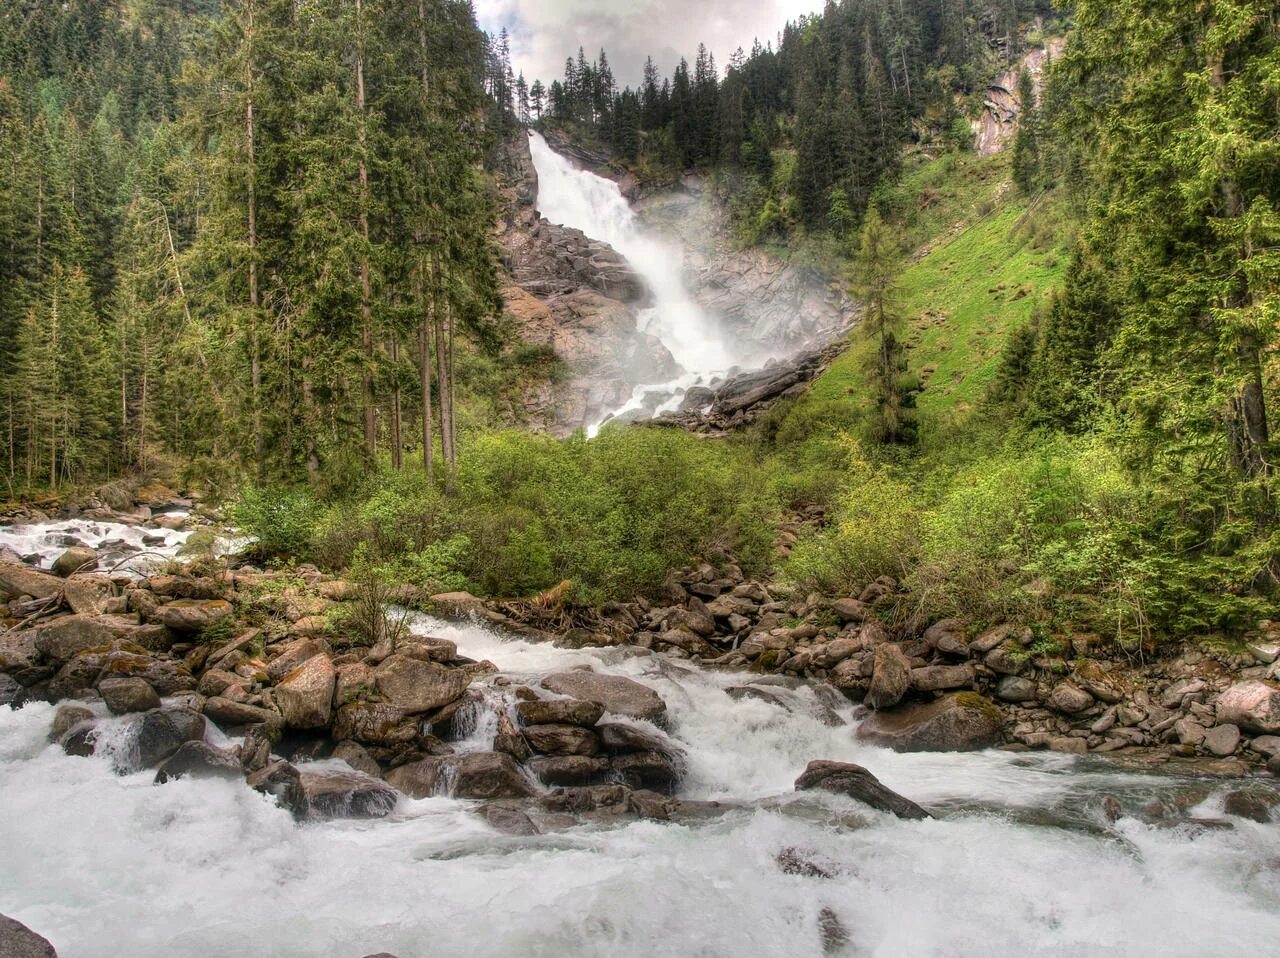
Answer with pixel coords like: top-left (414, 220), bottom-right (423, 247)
top-left (523, 723), bottom-right (601, 756)
top-left (1202, 724), bottom-right (1241, 757)
top-left (996, 676), bottom-right (1037, 703)
top-left (275, 654), bottom-right (336, 729)
top-left (99, 650), bottom-right (194, 695)
top-left (295, 768), bottom-right (398, 820)
top-left (596, 721), bottom-right (685, 760)
top-left (120, 706), bottom-right (207, 771)
top-left (540, 671), bottom-right (667, 723)
top-left (0, 673), bottom-right (25, 708)
top-left (264, 637), bottom-right (324, 682)
top-left (0, 914), bottom-right (57, 958)
top-left (386, 751), bottom-right (537, 800)
top-left (0, 630), bottom-right (41, 679)
top-left (830, 598), bottom-right (867, 623)
top-left (516, 698), bottom-right (605, 728)
top-left (1222, 789), bottom-right (1277, 823)
top-left (331, 740), bottom-right (382, 777)
top-left (31, 615), bottom-right (115, 662)
top-left (610, 751), bottom-right (680, 791)
top-left (911, 664), bottom-right (974, 692)
top-left (203, 697), bottom-right (284, 737)
top-left (984, 642), bottom-right (1028, 675)
top-left (0, 561), bottom-right (64, 600)
top-left (333, 702), bottom-right (418, 746)
top-left (98, 676), bottom-right (161, 715)
top-left (374, 655), bottom-right (472, 714)
top-left (527, 754), bottom-right (610, 786)
top-left (478, 804), bottom-right (540, 836)
top-left (865, 643), bottom-right (911, 710)
top-left (62, 575), bottom-right (115, 615)
top-left (158, 599), bottom-right (233, 632)
top-left (1073, 661), bottom-right (1124, 704)
top-left (50, 704), bottom-right (95, 742)
top-left (52, 546), bottom-right (97, 577)
top-left (1047, 682), bottom-right (1094, 715)
top-left (1215, 681), bottom-right (1280, 734)
top-left (153, 741), bottom-right (244, 784)
top-left (855, 693), bottom-right (1003, 752)
top-left (795, 760), bottom-right (931, 820)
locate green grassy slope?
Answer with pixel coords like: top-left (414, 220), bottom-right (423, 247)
top-left (807, 149), bottom-right (1068, 419)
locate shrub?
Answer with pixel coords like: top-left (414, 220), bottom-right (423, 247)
top-left (232, 485), bottom-right (321, 559)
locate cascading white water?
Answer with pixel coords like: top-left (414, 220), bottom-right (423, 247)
top-left (528, 132), bottom-right (745, 432)
top-left (2, 611), bottom-right (1279, 957)
top-left (0, 516), bottom-right (244, 575)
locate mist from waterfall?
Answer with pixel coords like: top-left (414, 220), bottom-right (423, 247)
top-left (527, 132), bottom-right (742, 430)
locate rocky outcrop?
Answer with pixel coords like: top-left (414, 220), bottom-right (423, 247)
top-left (540, 671), bottom-right (667, 723)
top-left (493, 132), bottom-right (678, 433)
top-left (971, 40), bottom-right (1066, 157)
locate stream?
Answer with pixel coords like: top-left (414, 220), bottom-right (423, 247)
top-left (2, 603), bottom-right (1279, 957)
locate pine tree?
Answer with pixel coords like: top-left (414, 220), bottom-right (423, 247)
top-left (852, 208), bottom-right (912, 445)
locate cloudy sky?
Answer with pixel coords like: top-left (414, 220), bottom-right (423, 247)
top-left (473, 1), bottom-right (823, 89)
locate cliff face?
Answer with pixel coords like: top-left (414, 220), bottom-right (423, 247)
top-left (971, 39), bottom-right (1067, 157)
top-left (492, 133), bottom-right (677, 434)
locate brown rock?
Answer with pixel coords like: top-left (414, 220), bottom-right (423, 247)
top-left (523, 723), bottom-right (601, 756)
top-left (158, 599), bottom-right (233, 632)
top-left (866, 644), bottom-right (912, 710)
top-left (1047, 683), bottom-right (1094, 715)
top-left (332, 702), bottom-right (418, 747)
top-left (540, 671), bottom-right (666, 723)
top-left (374, 655), bottom-right (472, 714)
top-left (1215, 681), bottom-right (1280, 735)
top-left (0, 561), bottom-right (63, 600)
top-left (275, 654), bottom-right (336, 729)
top-left (516, 698), bottom-right (605, 728)
top-left (98, 676), bottom-right (161, 715)
top-left (0, 913), bottom-right (58, 958)
top-left (32, 615), bottom-right (116, 662)
top-left (855, 693), bottom-right (1003, 753)
top-left (795, 760), bottom-right (931, 819)
top-left (52, 547), bottom-right (98, 578)
top-left (911, 664), bottom-right (975, 692)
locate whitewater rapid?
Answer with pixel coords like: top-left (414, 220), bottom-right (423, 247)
top-left (528, 132), bottom-right (746, 432)
top-left (3, 612), bottom-right (1279, 957)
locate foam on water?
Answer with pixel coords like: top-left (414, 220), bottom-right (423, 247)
top-left (528, 132), bottom-right (749, 434)
top-left (3, 615), bottom-right (1279, 957)
top-left (0, 516), bottom-right (245, 575)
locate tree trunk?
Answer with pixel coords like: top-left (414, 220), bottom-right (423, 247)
top-left (246, 0), bottom-right (264, 474)
top-left (390, 338), bottom-right (403, 470)
top-left (356, 0), bottom-right (376, 465)
top-left (416, 264), bottom-right (434, 482)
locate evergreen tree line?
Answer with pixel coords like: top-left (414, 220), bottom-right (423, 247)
top-left (534, 0), bottom-right (1056, 233)
top-left (0, 0), bottom-right (503, 496)
top-left (997, 0), bottom-right (1280, 609)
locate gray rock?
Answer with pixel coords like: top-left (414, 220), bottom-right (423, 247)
top-left (1202, 724), bottom-right (1241, 757)
top-left (855, 693), bottom-right (1003, 753)
top-left (996, 676), bottom-right (1037, 703)
top-left (515, 698), bottom-right (605, 728)
top-left (0, 561), bottom-right (64, 600)
top-left (331, 740), bottom-right (382, 778)
top-left (332, 702), bottom-right (417, 747)
top-left (121, 707), bottom-right (207, 771)
top-left (98, 676), bottom-right (161, 715)
top-left (911, 664), bottom-right (974, 692)
top-left (794, 760), bottom-right (931, 820)
top-left (865, 644), bottom-right (912, 710)
top-left (31, 615), bottom-right (115, 662)
top-left (157, 599), bottom-right (233, 632)
top-left (295, 769), bottom-right (398, 821)
top-left (610, 751), bottom-right (681, 792)
top-left (386, 751), bottom-right (537, 800)
top-left (1047, 682), bottom-right (1094, 715)
top-left (540, 671), bottom-right (667, 723)
top-left (0, 673), bottom-right (26, 709)
top-left (0, 914), bottom-right (57, 957)
top-left (527, 754), bottom-right (610, 787)
top-left (52, 546), bottom-right (97, 577)
top-left (1215, 681), bottom-right (1280, 734)
top-left (830, 598), bottom-right (867, 623)
top-left (523, 723), bottom-right (601, 756)
top-left (153, 741), bottom-right (243, 784)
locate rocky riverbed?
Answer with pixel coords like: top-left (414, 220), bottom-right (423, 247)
top-left (2, 505), bottom-right (1280, 956)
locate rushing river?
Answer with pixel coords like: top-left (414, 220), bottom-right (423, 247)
top-left (2, 607), bottom-right (1279, 957)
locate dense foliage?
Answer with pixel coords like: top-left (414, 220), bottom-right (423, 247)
top-left (0, 0), bottom-right (508, 496)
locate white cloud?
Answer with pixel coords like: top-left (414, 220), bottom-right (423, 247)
top-left (474, 0), bottom-right (822, 88)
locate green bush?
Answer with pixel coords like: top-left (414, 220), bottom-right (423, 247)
top-left (232, 485), bottom-right (321, 559)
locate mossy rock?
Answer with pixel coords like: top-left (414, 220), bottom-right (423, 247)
top-left (855, 692), bottom-right (1004, 753)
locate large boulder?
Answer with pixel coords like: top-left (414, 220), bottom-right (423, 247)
top-left (98, 676), bottom-right (161, 715)
top-left (516, 698), bottom-right (605, 728)
top-left (374, 655), bottom-right (472, 715)
top-left (540, 671), bottom-right (667, 723)
top-left (794, 760), bottom-right (931, 820)
top-left (523, 723), bottom-right (601, 756)
top-left (52, 547), bottom-right (97, 578)
top-left (294, 769), bottom-right (398, 821)
top-left (610, 751), bottom-right (680, 792)
top-left (0, 561), bottom-right (64, 600)
top-left (1215, 681), bottom-right (1280, 735)
top-left (0, 630), bottom-right (41, 679)
top-left (527, 754), bottom-right (609, 787)
top-left (865, 644), bottom-right (911, 710)
top-left (119, 706), bottom-right (207, 771)
top-left (157, 599), bottom-right (233, 632)
top-left (385, 751), bottom-right (536, 800)
top-left (31, 615), bottom-right (115, 663)
top-left (62, 576), bottom-right (114, 615)
top-left (0, 914), bottom-right (57, 958)
top-left (0, 673), bottom-right (26, 709)
top-left (275, 654), bottom-right (336, 729)
top-left (202, 697), bottom-right (283, 738)
top-left (911, 664), bottom-right (974, 692)
top-left (332, 702), bottom-right (418, 747)
top-left (264, 637), bottom-right (324, 682)
top-left (1047, 683), bottom-right (1094, 715)
top-left (855, 693), bottom-right (1003, 753)
top-left (153, 741), bottom-right (244, 784)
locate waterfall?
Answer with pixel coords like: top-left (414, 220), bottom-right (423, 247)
top-left (527, 132), bottom-right (741, 431)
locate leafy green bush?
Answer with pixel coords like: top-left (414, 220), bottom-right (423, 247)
top-left (232, 485), bottom-right (321, 559)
